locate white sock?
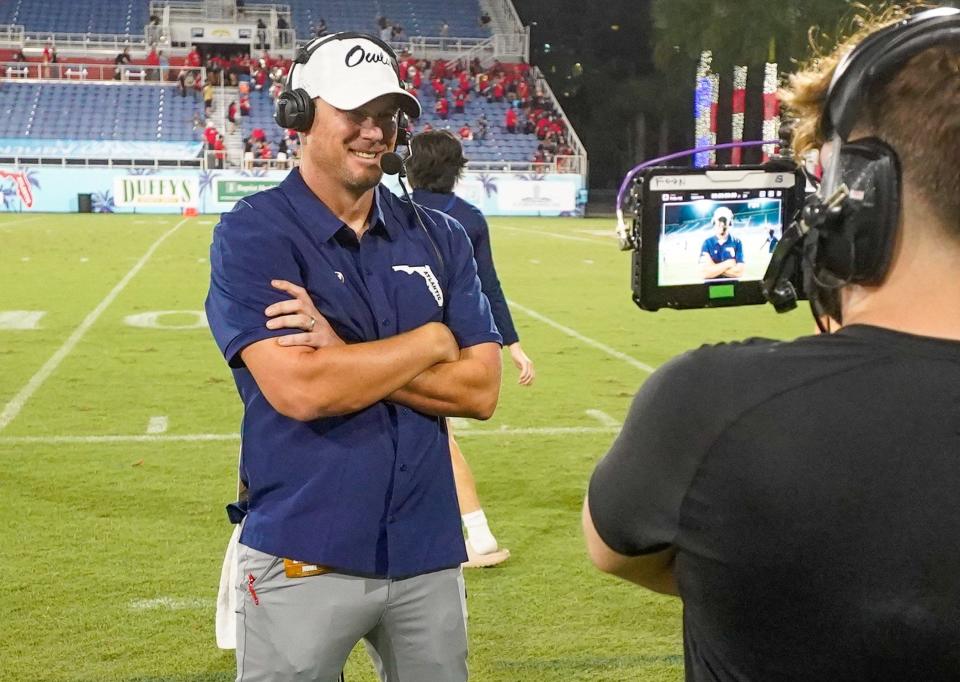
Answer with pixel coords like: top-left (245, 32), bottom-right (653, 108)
top-left (462, 509), bottom-right (498, 554)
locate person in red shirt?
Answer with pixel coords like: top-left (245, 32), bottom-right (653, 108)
top-left (454, 92), bottom-right (466, 114)
top-left (458, 71), bottom-right (470, 94)
top-left (431, 77), bottom-right (445, 99)
top-left (213, 134), bottom-right (226, 169)
top-left (435, 97), bottom-right (450, 120)
top-left (145, 47), bottom-right (160, 80)
top-left (258, 141), bottom-right (273, 160)
top-left (517, 79), bottom-right (529, 104)
top-left (186, 46), bottom-right (201, 68)
top-left (491, 80), bottom-right (504, 103)
top-left (504, 107), bottom-right (518, 133)
top-left (458, 124), bottom-right (473, 141)
top-left (536, 116), bottom-right (550, 140)
top-left (227, 101), bottom-right (238, 133)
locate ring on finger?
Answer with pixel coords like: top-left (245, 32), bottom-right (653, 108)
top-left (308, 316), bottom-right (316, 330)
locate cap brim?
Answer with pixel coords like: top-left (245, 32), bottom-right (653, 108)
top-left (324, 86), bottom-right (421, 119)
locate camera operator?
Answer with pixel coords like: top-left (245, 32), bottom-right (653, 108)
top-left (583, 6), bottom-right (960, 680)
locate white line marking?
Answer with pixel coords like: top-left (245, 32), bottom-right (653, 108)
top-left (449, 417), bottom-right (472, 430)
top-left (585, 409), bottom-right (620, 427)
top-left (0, 216), bottom-right (43, 227)
top-left (0, 426), bottom-right (620, 446)
top-left (79, 257), bottom-right (89, 263)
top-left (129, 597), bottom-right (214, 611)
top-left (20, 256), bottom-right (30, 262)
top-left (498, 224), bottom-right (610, 245)
top-left (0, 217), bottom-right (193, 432)
top-left (507, 299), bottom-right (657, 374)
top-left (577, 229), bottom-right (619, 239)
top-left (0, 311), bottom-right (45, 330)
top-left (146, 416), bottom-right (169, 434)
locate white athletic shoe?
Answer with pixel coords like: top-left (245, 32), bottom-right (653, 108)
top-left (462, 539), bottom-right (510, 568)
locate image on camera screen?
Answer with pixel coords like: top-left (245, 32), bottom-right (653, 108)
top-left (657, 195), bottom-right (783, 286)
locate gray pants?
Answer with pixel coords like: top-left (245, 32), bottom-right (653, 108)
top-left (235, 543), bottom-right (468, 681)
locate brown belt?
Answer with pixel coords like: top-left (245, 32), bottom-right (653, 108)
top-left (283, 558), bottom-right (333, 578)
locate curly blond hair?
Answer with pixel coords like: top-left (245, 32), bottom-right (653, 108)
top-left (780, 3), bottom-right (960, 229)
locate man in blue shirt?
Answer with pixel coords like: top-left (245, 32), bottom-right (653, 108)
top-left (406, 129), bottom-right (535, 567)
top-left (699, 206), bottom-right (745, 279)
top-left (205, 33), bottom-right (502, 681)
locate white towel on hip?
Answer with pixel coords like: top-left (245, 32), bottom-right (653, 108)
top-left (215, 524), bottom-right (241, 649)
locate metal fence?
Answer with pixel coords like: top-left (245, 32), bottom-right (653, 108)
top-left (1, 61), bottom-right (205, 84)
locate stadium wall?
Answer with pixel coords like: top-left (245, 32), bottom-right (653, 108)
top-left (0, 166), bottom-right (586, 216)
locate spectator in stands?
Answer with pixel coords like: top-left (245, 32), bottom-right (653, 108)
top-left (42, 42), bottom-right (57, 79)
top-left (479, 11), bottom-right (492, 31)
top-left (186, 46), bottom-right (202, 68)
top-left (203, 80), bottom-right (214, 116)
top-left (458, 124), bottom-right (473, 141)
top-left (259, 140), bottom-right (272, 161)
top-left (177, 70), bottom-right (188, 97)
top-left (205, 121), bottom-right (219, 148)
top-left (454, 92), bottom-right (466, 114)
top-left (380, 21), bottom-right (393, 44)
top-left (476, 114), bottom-right (488, 141)
top-left (435, 96), bottom-right (450, 120)
top-left (277, 137), bottom-right (288, 161)
top-left (277, 15), bottom-right (290, 48)
top-left (505, 106), bottom-right (518, 133)
top-left (239, 93), bottom-right (251, 116)
top-left (256, 19), bottom-right (267, 50)
top-left (489, 79), bottom-right (505, 103)
top-left (214, 134), bottom-right (226, 169)
top-left (144, 46), bottom-right (160, 81)
top-left (313, 18), bottom-right (328, 37)
top-left (406, 129), bottom-right (535, 567)
top-left (227, 100), bottom-right (238, 133)
top-left (12, 49), bottom-right (24, 63)
top-left (391, 25), bottom-right (406, 43)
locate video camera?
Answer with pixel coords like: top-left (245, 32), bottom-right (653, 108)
top-left (621, 163), bottom-right (807, 311)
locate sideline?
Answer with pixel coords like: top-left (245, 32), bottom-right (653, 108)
top-left (0, 217), bottom-right (193, 432)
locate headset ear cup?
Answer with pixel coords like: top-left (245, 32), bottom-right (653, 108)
top-left (817, 137), bottom-right (901, 284)
top-left (274, 88), bottom-right (315, 133)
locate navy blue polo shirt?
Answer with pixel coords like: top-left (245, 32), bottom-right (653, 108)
top-left (700, 234), bottom-right (744, 264)
top-left (205, 169), bottom-right (502, 579)
top-left (412, 189), bottom-right (519, 345)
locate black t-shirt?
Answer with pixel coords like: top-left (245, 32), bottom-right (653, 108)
top-left (589, 325), bottom-right (960, 681)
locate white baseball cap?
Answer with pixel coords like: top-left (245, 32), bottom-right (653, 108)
top-left (291, 33), bottom-right (421, 118)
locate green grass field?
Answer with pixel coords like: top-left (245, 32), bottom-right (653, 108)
top-left (0, 213), bottom-right (812, 681)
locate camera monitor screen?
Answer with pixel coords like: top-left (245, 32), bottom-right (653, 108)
top-left (632, 166), bottom-right (804, 310)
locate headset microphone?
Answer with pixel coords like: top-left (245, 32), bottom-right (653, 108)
top-left (379, 151), bottom-right (406, 177)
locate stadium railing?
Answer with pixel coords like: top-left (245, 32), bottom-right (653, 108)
top-left (0, 155), bottom-right (202, 169)
top-left (0, 62), bottom-right (205, 83)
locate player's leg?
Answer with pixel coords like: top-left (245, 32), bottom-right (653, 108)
top-left (364, 567), bottom-right (468, 682)
top-left (448, 425), bottom-right (509, 565)
top-left (235, 544), bottom-right (386, 681)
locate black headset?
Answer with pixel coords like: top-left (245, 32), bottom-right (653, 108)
top-left (763, 7), bottom-right (960, 323)
top-left (274, 31), bottom-right (411, 144)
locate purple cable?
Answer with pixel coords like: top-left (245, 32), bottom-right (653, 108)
top-left (615, 139), bottom-right (781, 220)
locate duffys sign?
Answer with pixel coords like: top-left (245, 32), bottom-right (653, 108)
top-left (113, 177), bottom-right (199, 206)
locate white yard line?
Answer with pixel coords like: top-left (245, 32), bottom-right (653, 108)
top-left (129, 597), bottom-right (214, 611)
top-left (496, 224), bottom-right (611, 245)
top-left (146, 416), bottom-right (169, 434)
top-left (0, 215), bottom-right (44, 227)
top-left (507, 300), bottom-right (657, 374)
top-left (0, 217), bottom-right (193, 433)
top-left (0, 425), bottom-right (622, 446)
top-left (585, 409), bottom-right (620, 427)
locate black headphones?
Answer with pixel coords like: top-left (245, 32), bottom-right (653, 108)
top-left (763, 7), bottom-right (960, 322)
top-left (274, 31), bottom-right (411, 145)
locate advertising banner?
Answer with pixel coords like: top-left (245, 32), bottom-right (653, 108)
top-left (113, 176), bottom-right (200, 207)
top-left (0, 166), bottom-right (586, 217)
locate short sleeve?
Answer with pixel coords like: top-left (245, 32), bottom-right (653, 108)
top-left (587, 350), bottom-right (719, 556)
top-left (439, 216), bottom-right (502, 349)
top-left (205, 209), bottom-right (303, 367)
